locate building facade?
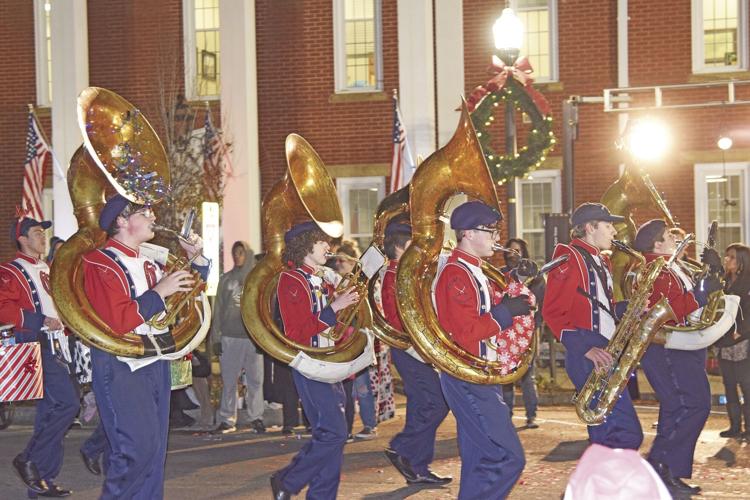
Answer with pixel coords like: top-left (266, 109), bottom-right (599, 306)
top-left (0, 0), bottom-right (747, 264)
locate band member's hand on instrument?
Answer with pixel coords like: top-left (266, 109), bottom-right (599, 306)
top-left (499, 294), bottom-right (532, 317)
top-left (694, 274), bottom-right (722, 306)
top-left (330, 286), bottom-right (359, 312)
top-left (153, 269), bottom-right (194, 299)
top-left (179, 231), bottom-right (204, 260)
top-left (700, 247), bottom-right (723, 274)
top-left (43, 316), bottom-right (64, 331)
top-left (516, 258), bottom-right (539, 281)
top-left (585, 346), bottom-right (613, 373)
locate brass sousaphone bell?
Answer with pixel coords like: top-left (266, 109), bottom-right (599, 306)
top-left (240, 134), bottom-right (369, 364)
top-left (50, 87), bottom-right (208, 357)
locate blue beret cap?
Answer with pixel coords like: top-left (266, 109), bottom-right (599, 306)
top-left (450, 201), bottom-right (502, 230)
top-left (384, 221), bottom-right (412, 237)
top-left (11, 217), bottom-right (52, 242)
top-left (99, 194), bottom-right (131, 231)
top-left (633, 219), bottom-right (668, 253)
top-left (284, 221), bottom-right (320, 245)
top-left (571, 202), bottom-right (625, 226)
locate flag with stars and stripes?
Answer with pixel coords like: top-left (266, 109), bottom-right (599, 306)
top-left (21, 112), bottom-right (50, 221)
top-left (389, 93), bottom-right (415, 193)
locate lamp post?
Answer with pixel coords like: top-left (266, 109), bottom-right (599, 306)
top-left (493, 7), bottom-right (523, 237)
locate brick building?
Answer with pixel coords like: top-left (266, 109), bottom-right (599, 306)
top-left (0, 0), bottom-right (747, 267)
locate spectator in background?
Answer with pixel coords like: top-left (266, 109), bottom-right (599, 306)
top-left (717, 243), bottom-right (750, 438)
top-left (212, 241), bottom-right (265, 434)
top-left (500, 238), bottom-right (541, 429)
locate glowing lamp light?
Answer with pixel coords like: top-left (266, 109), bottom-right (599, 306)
top-left (493, 8), bottom-right (523, 65)
top-left (625, 119), bottom-right (671, 162)
top-left (717, 135), bottom-right (733, 151)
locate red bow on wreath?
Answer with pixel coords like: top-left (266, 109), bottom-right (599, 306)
top-left (466, 55), bottom-right (551, 117)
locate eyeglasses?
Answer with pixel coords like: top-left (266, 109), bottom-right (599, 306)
top-left (472, 227), bottom-right (500, 238)
top-left (129, 208), bottom-right (154, 219)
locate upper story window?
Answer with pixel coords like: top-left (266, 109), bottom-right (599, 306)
top-left (333, 0), bottom-right (383, 93)
top-left (511, 0), bottom-right (558, 82)
top-left (183, 0), bottom-right (221, 100)
top-left (33, 0), bottom-right (52, 106)
top-left (692, 0), bottom-right (748, 73)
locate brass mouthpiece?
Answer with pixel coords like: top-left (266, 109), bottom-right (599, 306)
top-left (492, 244), bottom-right (521, 257)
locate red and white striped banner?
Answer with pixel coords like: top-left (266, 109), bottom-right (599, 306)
top-left (0, 342), bottom-right (43, 402)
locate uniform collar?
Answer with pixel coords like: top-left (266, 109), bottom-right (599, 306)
top-left (15, 252), bottom-right (40, 264)
top-left (106, 238), bottom-right (139, 258)
top-left (299, 263), bottom-right (315, 275)
top-left (571, 238), bottom-right (601, 257)
top-left (387, 259), bottom-right (399, 271)
top-left (451, 248), bottom-right (482, 267)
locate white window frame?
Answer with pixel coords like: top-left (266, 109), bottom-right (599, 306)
top-left (336, 176), bottom-right (385, 243)
top-left (333, 0), bottom-right (384, 93)
top-left (183, 0), bottom-right (220, 101)
top-left (511, 0), bottom-right (559, 83)
top-left (691, 0), bottom-right (749, 73)
top-left (515, 168), bottom-right (562, 244)
top-left (694, 162), bottom-right (750, 245)
top-left (33, 0), bottom-right (52, 106)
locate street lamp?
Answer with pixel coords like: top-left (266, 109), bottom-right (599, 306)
top-left (624, 118), bottom-right (671, 163)
top-left (493, 7), bottom-right (523, 237)
top-left (717, 135), bottom-right (733, 151)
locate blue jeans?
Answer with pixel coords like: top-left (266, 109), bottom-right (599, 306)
top-left (354, 368), bottom-right (376, 428)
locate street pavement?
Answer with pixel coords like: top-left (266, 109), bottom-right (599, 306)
top-left (1, 399), bottom-right (748, 499)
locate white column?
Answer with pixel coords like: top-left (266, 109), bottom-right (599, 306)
top-left (397, 0), bottom-right (436, 172)
top-left (219, 0), bottom-right (261, 269)
top-left (434, 0), bottom-right (465, 148)
top-left (49, 0), bottom-right (88, 238)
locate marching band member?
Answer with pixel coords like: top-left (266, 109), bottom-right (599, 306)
top-left (434, 201), bottom-right (529, 499)
top-left (270, 220), bottom-right (359, 500)
top-left (543, 203), bottom-right (643, 450)
top-left (381, 219), bottom-right (452, 485)
top-left (82, 194), bottom-right (208, 500)
top-left (631, 219), bottom-right (723, 496)
top-left (1, 213), bottom-right (79, 497)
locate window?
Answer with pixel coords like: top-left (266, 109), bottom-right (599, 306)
top-left (34, 0), bottom-right (52, 106)
top-left (183, 0), bottom-right (221, 100)
top-left (511, 0), bottom-right (558, 82)
top-left (515, 169), bottom-right (561, 263)
top-left (692, 0), bottom-right (748, 73)
top-left (333, 0), bottom-right (383, 92)
top-left (694, 163), bottom-right (750, 252)
top-left (336, 176), bottom-right (385, 250)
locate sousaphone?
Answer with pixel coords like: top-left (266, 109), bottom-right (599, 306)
top-left (50, 87), bottom-right (209, 357)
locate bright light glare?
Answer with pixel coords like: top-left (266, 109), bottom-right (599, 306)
top-left (493, 8), bottom-right (523, 50)
top-left (625, 119), bottom-right (671, 162)
top-left (717, 135), bottom-right (733, 151)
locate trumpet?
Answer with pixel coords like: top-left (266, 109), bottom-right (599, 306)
top-left (321, 252), bottom-right (369, 341)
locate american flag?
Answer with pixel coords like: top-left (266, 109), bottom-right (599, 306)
top-left (389, 93), bottom-right (414, 193)
top-left (21, 113), bottom-right (50, 221)
top-left (202, 112), bottom-right (232, 201)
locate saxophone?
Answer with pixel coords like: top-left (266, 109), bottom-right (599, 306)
top-left (573, 239), bottom-right (687, 425)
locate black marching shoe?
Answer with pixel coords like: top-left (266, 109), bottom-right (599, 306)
top-left (12, 455), bottom-right (48, 494)
top-left (406, 470), bottom-right (453, 485)
top-left (80, 450), bottom-right (101, 475)
top-left (383, 448), bottom-right (417, 481)
top-left (719, 427), bottom-right (742, 438)
top-left (28, 483), bottom-right (72, 498)
top-left (650, 461), bottom-right (700, 496)
top-left (270, 473), bottom-right (291, 500)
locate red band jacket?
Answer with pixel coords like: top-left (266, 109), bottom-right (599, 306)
top-left (277, 264), bottom-right (337, 347)
top-left (0, 253), bottom-right (56, 341)
top-left (644, 253), bottom-right (702, 324)
top-left (82, 239), bottom-right (169, 336)
top-left (543, 238), bottom-right (624, 342)
top-left (381, 259), bottom-right (403, 332)
top-left (434, 249), bottom-right (513, 358)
